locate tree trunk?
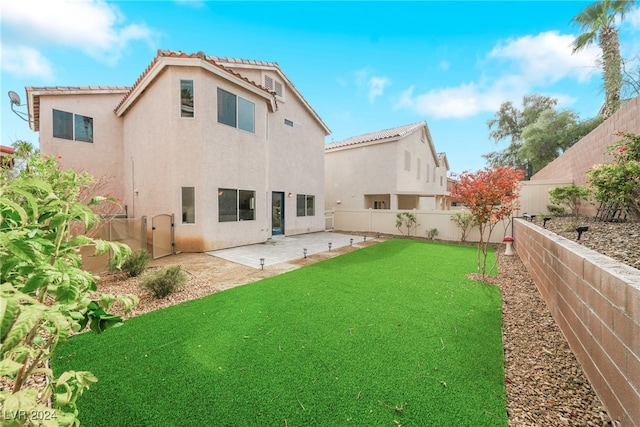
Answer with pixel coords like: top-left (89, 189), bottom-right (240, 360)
top-left (600, 26), bottom-right (622, 119)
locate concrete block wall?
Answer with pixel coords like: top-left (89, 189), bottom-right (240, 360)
top-left (532, 96), bottom-right (640, 185)
top-left (514, 219), bottom-right (640, 426)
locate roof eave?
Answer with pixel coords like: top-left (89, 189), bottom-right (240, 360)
top-left (114, 57), bottom-right (276, 117)
top-left (215, 59), bottom-right (331, 135)
top-left (26, 86), bottom-right (129, 132)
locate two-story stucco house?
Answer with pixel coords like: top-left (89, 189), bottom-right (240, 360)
top-left (26, 50), bottom-right (330, 252)
top-left (324, 121), bottom-right (450, 211)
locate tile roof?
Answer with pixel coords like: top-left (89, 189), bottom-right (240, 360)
top-left (114, 50), bottom-right (277, 114)
top-left (324, 121), bottom-right (426, 151)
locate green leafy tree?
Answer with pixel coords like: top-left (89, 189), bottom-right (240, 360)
top-left (1, 153), bottom-right (138, 425)
top-left (520, 111), bottom-right (603, 174)
top-left (571, 0), bottom-right (637, 118)
top-left (485, 94), bottom-right (602, 175)
top-left (484, 94), bottom-right (558, 176)
top-left (548, 185), bottom-right (591, 222)
top-left (587, 130), bottom-right (640, 220)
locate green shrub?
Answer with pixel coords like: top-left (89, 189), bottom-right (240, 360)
top-left (548, 185), bottom-right (590, 220)
top-left (111, 249), bottom-right (150, 277)
top-left (546, 204), bottom-right (566, 216)
top-left (425, 228), bottom-right (438, 240)
top-left (395, 212), bottom-right (418, 236)
top-left (141, 265), bottom-right (187, 299)
top-left (450, 211), bottom-right (476, 242)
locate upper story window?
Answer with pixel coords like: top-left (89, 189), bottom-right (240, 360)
top-left (404, 150), bottom-right (411, 171)
top-left (264, 75), bottom-right (284, 99)
top-left (53, 109), bottom-right (93, 143)
top-left (181, 80), bottom-right (194, 118)
top-left (217, 88), bottom-right (255, 133)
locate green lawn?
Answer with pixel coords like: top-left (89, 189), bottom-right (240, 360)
top-left (54, 239), bottom-right (506, 426)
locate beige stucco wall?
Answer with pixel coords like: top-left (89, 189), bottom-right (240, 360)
top-left (37, 92), bottom-right (126, 204)
top-left (325, 126), bottom-right (448, 211)
top-left (325, 141), bottom-right (398, 209)
top-left (34, 60), bottom-right (326, 253)
top-left (120, 65), bottom-right (325, 251)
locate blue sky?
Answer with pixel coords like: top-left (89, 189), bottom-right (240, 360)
top-left (2, 1), bottom-right (639, 174)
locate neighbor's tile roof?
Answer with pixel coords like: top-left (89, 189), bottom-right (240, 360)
top-left (325, 121), bottom-right (426, 151)
top-left (26, 86), bottom-right (130, 132)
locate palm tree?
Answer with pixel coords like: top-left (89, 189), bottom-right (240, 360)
top-left (571, 0), bottom-right (636, 119)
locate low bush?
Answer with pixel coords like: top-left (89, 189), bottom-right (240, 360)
top-left (141, 265), bottom-right (187, 298)
top-left (110, 249), bottom-right (150, 277)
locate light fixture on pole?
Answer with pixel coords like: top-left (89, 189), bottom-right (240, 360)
top-left (259, 258), bottom-right (265, 270)
top-left (328, 242), bottom-right (332, 251)
top-left (303, 248), bottom-right (307, 259)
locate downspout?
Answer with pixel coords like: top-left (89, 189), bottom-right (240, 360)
top-left (130, 157), bottom-right (135, 218)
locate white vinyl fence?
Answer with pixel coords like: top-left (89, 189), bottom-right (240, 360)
top-left (331, 208), bottom-right (514, 244)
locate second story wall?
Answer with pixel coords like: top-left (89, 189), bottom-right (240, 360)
top-left (395, 129), bottom-right (442, 194)
top-left (325, 141), bottom-right (398, 210)
top-left (36, 91), bottom-right (126, 203)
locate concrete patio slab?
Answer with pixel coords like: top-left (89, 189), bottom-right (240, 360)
top-left (207, 231), bottom-right (372, 269)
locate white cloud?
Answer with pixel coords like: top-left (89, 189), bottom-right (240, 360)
top-left (0, 45), bottom-right (54, 80)
top-left (1, 0), bottom-right (156, 68)
top-left (368, 76), bottom-right (390, 102)
top-left (396, 84), bottom-right (503, 119)
top-left (622, 5), bottom-right (640, 28)
top-left (488, 31), bottom-right (598, 83)
top-left (395, 31), bottom-right (600, 119)
top-left (354, 68), bottom-right (390, 102)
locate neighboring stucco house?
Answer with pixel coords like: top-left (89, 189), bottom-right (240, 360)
top-left (26, 50), bottom-right (330, 252)
top-left (324, 121), bottom-right (450, 211)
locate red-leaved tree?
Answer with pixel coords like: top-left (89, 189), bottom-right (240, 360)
top-left (450, 167), bottom-right (525, 277)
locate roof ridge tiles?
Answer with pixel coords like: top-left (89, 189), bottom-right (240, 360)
top-left (114, 49), bottom-right (279, 114)
top-left (325, 121), bottom-right (426, 150)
